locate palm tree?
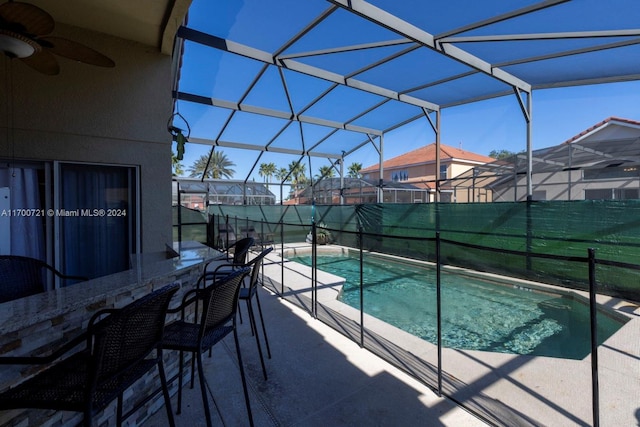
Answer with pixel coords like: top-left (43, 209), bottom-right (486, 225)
top-left (347, 162), bottom-right (362, 179)
top-left (288, 161), bottom-right (307, 188)
top-left (287, 161), bottom-right (308, 201)
top-left (275, 167), bottom-right (289, 184)
top-left (258, 162), bottom-right (277, 190)
top-left (188, 151), bottom-right (235, 179)
top-left (316, 165), bottom-right (335, 180)
top-left (172, 153), bottom-right (184, 177)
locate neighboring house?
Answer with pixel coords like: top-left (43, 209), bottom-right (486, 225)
top-left (286, 177), bottom-right (430, 205)
top-left (484, 117), bottom-right (640, 201)
top-left (0, 1), bottom-right (191, 280)
top-left (361, 143), bottom-right (495, 202)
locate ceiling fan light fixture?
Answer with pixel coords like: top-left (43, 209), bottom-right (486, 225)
top-left (0, 29), bottom-right (40, 58)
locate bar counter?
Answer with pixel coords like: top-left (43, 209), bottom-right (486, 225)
top-left (0, 241), bottom-right (220, 426)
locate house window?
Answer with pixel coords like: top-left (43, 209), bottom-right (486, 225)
top-left (391, 170), bottom-right (409, 182)
top-left (616, 188), bottom-right (640, 199)
top-left (583, 166), bottom-right (640, 180)
top-left (584, 188), bottom-right (639, 200)
top-left (440, 165), bottom-right (448, 180)
top-left (585, 189), bottom-right (613, 200)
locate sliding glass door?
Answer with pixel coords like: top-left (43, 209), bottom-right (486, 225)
top-left (56, 162), bottom-right (139, 281)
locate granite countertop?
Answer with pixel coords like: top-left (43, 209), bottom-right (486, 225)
top-left (0, 242), bottom-right (221, 334)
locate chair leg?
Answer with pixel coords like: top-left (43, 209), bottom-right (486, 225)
top-left (196, 351), bottom-right (213, 427)
top-left (233, 328), bottom-right (254, 427)
top-left (190, 351), bottom-right (197, 388)
top-left (238, 303), bottom-right (244, 325)
top-left (246, 299), bottom-right (267, 380)
top-left (245, 299), bottom-right (256, 336)
top-left (83, 409), bottom-right (92, 427)
top-left (177, 350), bottom-right (184, 414)
top-left (158, 358), bottom-right (176, 427)
top-left (254, 291), bottom-right (272, 359)
top-left (117, 394), bottom-right (123, 427)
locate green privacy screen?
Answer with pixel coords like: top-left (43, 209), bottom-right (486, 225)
top-left (209, 200), bottom-right (640, 301)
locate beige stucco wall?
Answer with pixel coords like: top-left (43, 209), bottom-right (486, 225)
top-left (0, 24), bottom-right (174, 252)
top-left (449, 162), bottom-right (475, 179)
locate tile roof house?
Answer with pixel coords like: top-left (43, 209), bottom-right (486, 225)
top-left (361, 143), bottom-right (495, 202)
top-left (461, 117), bottom-right (640, 202)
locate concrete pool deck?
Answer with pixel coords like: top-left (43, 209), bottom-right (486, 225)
top-left (143, 269), bottom-right (487, 427)
top-left (144, 243), bottom-right (639, 426)
top-left (259, 243), bottom-right (640, 426)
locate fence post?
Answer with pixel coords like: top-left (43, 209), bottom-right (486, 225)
top-left (588, 248), bottom-right (599, 427)
top-left (234, 216), bottom-right (238, 244)
top-left (360, 227), bottom-right (365, 348)
top-left (311, 219), bottom-right (317, 318)
top-left (177, 202), bottom-right (182, 244)
top-left (225, 214), bottom-right (229, 249)
top-left (436, 231), bottom-right (442, 397)
top-left (280, 218), bottom-right (284, 297)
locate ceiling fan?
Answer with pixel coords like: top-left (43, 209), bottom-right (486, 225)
top-left (0, 1), bottom-right (114, 75)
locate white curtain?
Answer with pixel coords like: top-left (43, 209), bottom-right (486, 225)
top-left (0, 166), bottom-right (44, 259)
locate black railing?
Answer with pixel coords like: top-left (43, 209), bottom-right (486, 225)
top-left (200, 212), bottom-right (639, 427)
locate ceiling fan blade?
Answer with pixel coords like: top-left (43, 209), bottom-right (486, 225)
top-left (19, 49), bottom-right (59, 75)
top-left (0, 2), bottom-right (54, 36)
top-left (40, 36), bottom-right (115, 67)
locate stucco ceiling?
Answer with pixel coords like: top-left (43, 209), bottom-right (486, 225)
top-left (10, 0), bottom-right (191, 54)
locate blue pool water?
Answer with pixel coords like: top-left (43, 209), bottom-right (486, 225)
top-left (291, 253), bottom-right (625, 359)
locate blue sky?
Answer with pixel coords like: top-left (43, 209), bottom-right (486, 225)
top-left (361, 80), bottom-right (640, 166)
top-left (175, 0), bottom-right (640, 184)
top-left (176, 80), bottom-right (640, 181)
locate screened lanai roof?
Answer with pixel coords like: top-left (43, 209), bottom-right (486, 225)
top-left (173, 0), bottom-right (640, 182)
top-left (445, 117), bottom-right (640, 191)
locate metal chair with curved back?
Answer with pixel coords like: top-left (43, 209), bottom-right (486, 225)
top-left (227, 236), bottom-right (255, 266)
top-left (162, 267), bottom-right (253, 427)
top-left (0, 255), bottom-right (88, 303)
top-left (216, 222), bottom-right (237, 250)
top-left (237, 246), bottom-right (274, 379)
top-left (204, 236), bottom-right (254, 279)
top-left (206, 246), bottom-right (273, 380)
top-left (0, 282), bottom-right (180, 427)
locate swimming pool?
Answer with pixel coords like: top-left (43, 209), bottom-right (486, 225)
top-left (291, 252), bottom-right (625, 359)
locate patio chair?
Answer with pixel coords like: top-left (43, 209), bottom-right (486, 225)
top-left (238, 246), bottom-right (273, 378)
top-left (217, 222), bottom-right (237, 249)
top-left (162, 267), bottom-right (253, 427)
top-left (205, 236), bottom-right (254, 274)
top-left (0, 282), bottom-right (180, 427)
top-left (239, 225), bottom-right (260, 246)
top-left (205, 246), bottom-right (273, 380)
top-left (0, 255), bottom-right (88, 303)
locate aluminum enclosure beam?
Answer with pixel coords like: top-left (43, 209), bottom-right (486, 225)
top-left (176, 26), bottom-right (440, 112)
top-left (439, 29), bottom-right (640, 43)
top-left (174, 91), bottom-right (383, 136)
top-left (329, 0), bottom-right (531, 93)
top-left (189, 137), bottom-right (342, 159)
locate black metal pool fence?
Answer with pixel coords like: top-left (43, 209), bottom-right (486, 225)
top-left (178, 202), bottom-right (640, 426)
top-left (207, 201), bottom-right (640, 302)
